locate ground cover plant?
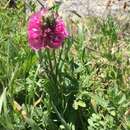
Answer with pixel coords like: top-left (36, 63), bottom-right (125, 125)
top-left (0, 1), bottom-right (130, 130)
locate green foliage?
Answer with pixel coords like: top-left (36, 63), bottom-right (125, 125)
top-left (0, 2), bottom-right (130, 130)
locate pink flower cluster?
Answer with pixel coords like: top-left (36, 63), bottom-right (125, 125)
top-left (27, 9), bottom-right (68, 50)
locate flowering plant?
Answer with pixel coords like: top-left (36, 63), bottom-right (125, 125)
top-left (27, 7), bottom-right (71, 130)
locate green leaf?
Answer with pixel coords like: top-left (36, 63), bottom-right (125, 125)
top-left (25, 118), bottom-right (42, 130)
top-left (77, 100), bottom-right (86, 107)
top-left (73, 100), bottom-right (86, 110)
top-left (118, 95), bottom-right (126, 105)
top-left (0, 88), bottom-right (7, 114)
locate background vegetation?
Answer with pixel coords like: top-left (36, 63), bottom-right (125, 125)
top-left (0, 1), bottom-right (130, 130)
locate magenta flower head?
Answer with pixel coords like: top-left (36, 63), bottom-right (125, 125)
top-left (47, 18), bottom-right (69, 48)
top-left (27, 9), bottom-right (68, 51)
top-left (27, 9), bottom-right (47, 50)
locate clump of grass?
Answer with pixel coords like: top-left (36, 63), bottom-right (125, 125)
top-left (0, 2), bottom-right (130, 130)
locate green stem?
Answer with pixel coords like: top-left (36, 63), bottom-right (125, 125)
top-left (47, 49), bottom-right (54, 75)
top-left (46, 49), bottom-right (70, 129)
top-left (53, 49), bottom-right (57, 72)
top-left (51, 101), bottom-right (71, 130)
